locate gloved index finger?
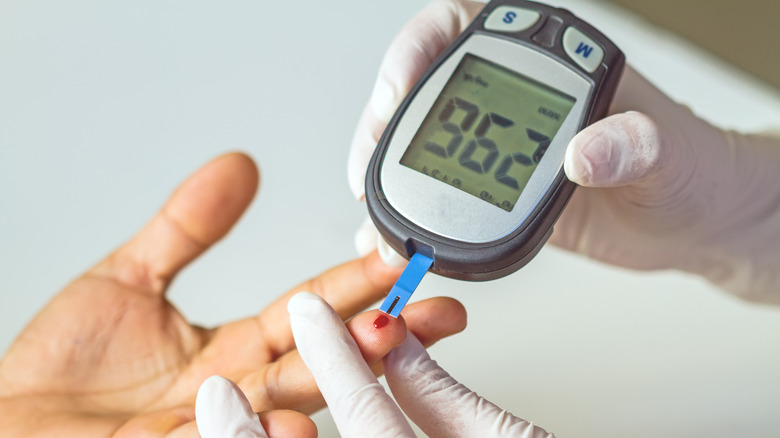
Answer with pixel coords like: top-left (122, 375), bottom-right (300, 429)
top-left (347, 0), bottom-right (485, 200)
top-left (288, 292), bottom-right (415, 438)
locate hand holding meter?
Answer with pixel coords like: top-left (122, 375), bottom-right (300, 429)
top-left (367, 0), bottom-right (624, 308)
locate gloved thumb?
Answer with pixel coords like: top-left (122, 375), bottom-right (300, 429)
top-left (384, 332), bottom-right (554, 438)
top-left (564, 110), bottom-right (668, 188)
top-left (196, 375), bottom-right (268, 438)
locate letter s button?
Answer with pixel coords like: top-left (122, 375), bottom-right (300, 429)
top-left (485, 6), bottom-right (540, 33)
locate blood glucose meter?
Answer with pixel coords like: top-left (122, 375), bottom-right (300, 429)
top-left (366, 0), bottom-right (624, 281)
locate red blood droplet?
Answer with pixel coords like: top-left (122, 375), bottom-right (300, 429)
top-left (373, 315), bottom-right (390, 329)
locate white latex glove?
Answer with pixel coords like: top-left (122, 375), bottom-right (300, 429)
top-left (194, 292), bottom-right (551, 437)
top-left (194, 293), bottom-right (468, 437)
top-left (349, 0), bottom-right (780, 303)
top-left (196, 375), bottom-right (268, 438)
top-left (288, 292), bottom-right (554, 438)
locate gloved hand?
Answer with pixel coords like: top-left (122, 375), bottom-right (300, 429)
top-left (196, 376), bottom-right (270, 438)
top-left (349, 0), bottom-right (780, 303)
top-left (195, 293), bottom-right (469, 437)
top-left (197, 292), bottom-right (553, 438)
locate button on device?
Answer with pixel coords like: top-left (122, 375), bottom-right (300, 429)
top-left (562, 26), bottom-right (604, 73)
top-left (484, 6), bottom-right (541, 33)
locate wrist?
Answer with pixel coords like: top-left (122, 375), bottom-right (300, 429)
top-left (680, 129), bottom-right (780, 303)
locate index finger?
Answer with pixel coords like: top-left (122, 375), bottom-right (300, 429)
top-left (256, 251), bottom-right (403, 358)
top-left (348, 0), bottom-right (485, 200)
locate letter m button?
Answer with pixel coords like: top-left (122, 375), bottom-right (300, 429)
top-left (575, 42), bottom-right (594, 58)
top-left (563, 27), bottom-right (605, 73)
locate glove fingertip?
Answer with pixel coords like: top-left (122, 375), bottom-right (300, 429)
top-left (369, 74), bottom-right (400, 124)
top-left (565, 129), bottom-right (617, 187)
top-left (566, 112), bottom-right (665, 188)
top-left (355, 216), bottom-right (379, 256)
top-left (347, 154), bottom-right (368, 201)
top-left (286, 291), bottom-right (329, 317)
top-left (377, 236), bottom-right (407, 268)
top-left (196, 376), bottom-right (267, 438)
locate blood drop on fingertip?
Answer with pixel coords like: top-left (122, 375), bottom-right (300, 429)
top-left (373, 315), bottom-right (389, 329)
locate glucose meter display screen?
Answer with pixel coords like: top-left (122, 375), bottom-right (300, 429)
top-left (400, 54), bottom-right (576, 212)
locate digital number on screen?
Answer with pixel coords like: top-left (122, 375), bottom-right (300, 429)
top-left (400, 54), bottom-right (576, 212)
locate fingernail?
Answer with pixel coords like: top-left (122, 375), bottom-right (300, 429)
top-left (377, 236), bottom-right (407, 268)
top-left (369, 75), bottom-right (398, 123)
top-left (355, 216), bottom-right (379, 256)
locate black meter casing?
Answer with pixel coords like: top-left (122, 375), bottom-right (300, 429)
top-left (366, 0), bottom-right (624, 281)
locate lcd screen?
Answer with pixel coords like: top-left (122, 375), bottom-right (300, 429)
top-left (400, 54), bottom-right (576, 212)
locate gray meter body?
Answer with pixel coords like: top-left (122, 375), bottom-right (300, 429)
top-left (366, 0), bottom-right (625, 281)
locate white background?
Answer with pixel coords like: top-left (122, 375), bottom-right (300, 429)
top-left (2, 1), bottom-right (779, 437)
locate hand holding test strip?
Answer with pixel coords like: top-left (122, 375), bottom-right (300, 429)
top-left (197, 293), bottom-right (554, 438)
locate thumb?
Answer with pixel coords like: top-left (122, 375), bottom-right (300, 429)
top-left (563, 66), bottom-right (708, 192)
top-left (384, 333), bottom-right (554, 438)
top-left (564, 111), bottom-right (669, 188)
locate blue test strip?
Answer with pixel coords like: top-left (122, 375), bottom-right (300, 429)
top-left (379, 252), bottom-right (434, 318)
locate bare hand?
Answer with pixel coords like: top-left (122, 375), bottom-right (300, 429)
top-left (0, 153), bottom-right (467, 437)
